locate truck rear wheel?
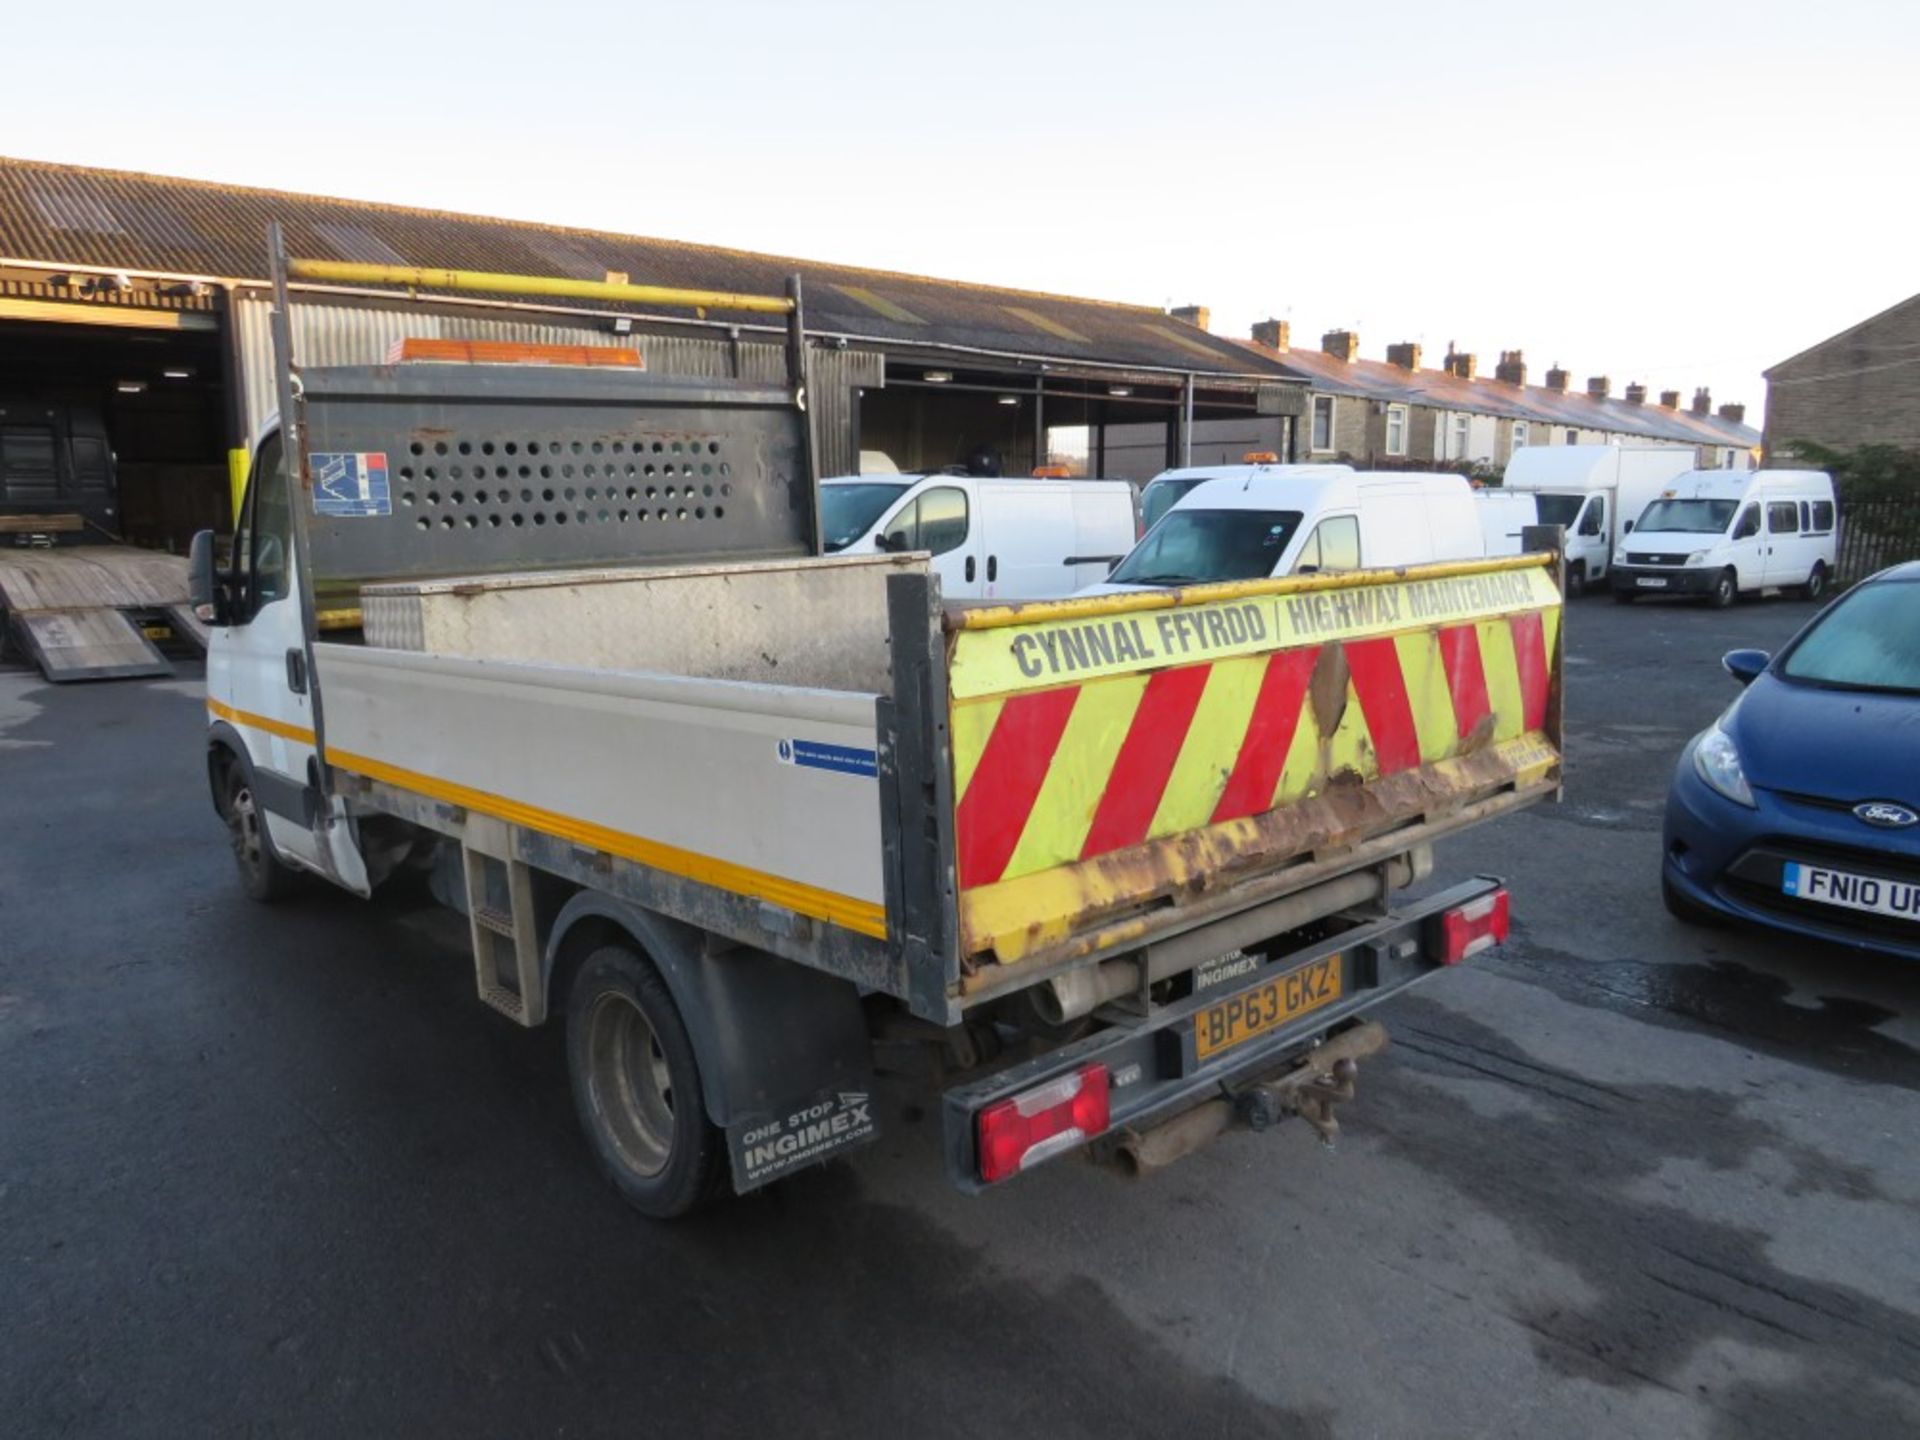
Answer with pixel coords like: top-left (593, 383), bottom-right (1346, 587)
top-left (224, 764), bottom-right (299, 902)
top-left (566, 943), bottom-right (725, 1219)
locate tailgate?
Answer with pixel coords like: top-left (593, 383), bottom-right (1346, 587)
top-left (942, 555), bottom-right (1563, 966)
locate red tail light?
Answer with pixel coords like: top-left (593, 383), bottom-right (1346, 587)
top-left (1433, 889), bottom-right (1510, 964)
top-left (976, 1064), bottom-right (1111, 1183)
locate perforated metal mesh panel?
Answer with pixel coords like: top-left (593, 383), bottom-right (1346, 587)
top-left (295, 364), bottom-right (813, 594)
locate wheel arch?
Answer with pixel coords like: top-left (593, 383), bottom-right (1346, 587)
top-left (542, 890), bottom-right (870, 1133)
top-left (206, 720), bottom-right (256, 818)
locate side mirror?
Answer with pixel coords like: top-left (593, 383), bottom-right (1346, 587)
top-left (188, 529), bottom-right (224, 624)
top-left (1722, 648), bottom-right (1769, 686)
top-left (878, 531), bottom-right (910, 554)
top-left (1623, 519), bottom-right (1635, 534)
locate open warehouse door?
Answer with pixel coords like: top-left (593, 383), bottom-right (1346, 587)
top-left (0, 286), bottom-right (229, 678)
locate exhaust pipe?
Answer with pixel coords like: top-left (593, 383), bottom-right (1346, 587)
top-left (1114, 1022), bottom-right (1391, 1175)
top-left (1041, 849), bottom-right (1429, 1025)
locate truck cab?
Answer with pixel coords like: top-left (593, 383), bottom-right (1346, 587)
top-left (1502, 445), bottom-right (1697, 595)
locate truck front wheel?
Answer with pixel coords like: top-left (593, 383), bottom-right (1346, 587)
top-left (566, 943), bottom-right (725, 1218)
top-left (224, 764), bottom-right (299, 902)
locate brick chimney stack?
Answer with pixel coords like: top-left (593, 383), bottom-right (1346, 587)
top-left (1444, 347), bottom-right (1477, 380)
top-left (1625, 382), bottom-right (1648, 405)
top-left (1170, 304), bottom-right (1211, 332)
top-left (1691, 387), bottom-right (1712, 415)
top-left (1545, 364), bottom-right (1570, 393)
top-left (1587, 376), bottom-right (1611, 399)
top-left (1321, 329), bottom-right (1359, 362)
top-left (1494, 350), bottom-right (1527, 386)
top-left (1250, 318), bottom-right (1291, 351)
top-left (1718, 403), bottom-right (1746, 424)
top-left (1659, 389), bottom-right (1681, 409)
top-left (1386, 341), bottom-right (1422, 371)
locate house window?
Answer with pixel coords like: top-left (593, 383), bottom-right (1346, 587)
top-left (1311, 395), bottom-right (1336, 452)
top-left (1512, 421), bottom-right (1529, 450)
top-left (1450, 413), bottom-right (1470, 458)
top-left (1563, 429), bottom-right (1579, 445)
top-left (1385, 404), bottom-right (1408, 456)
top-left (1724, 448), bottom-right (1737, 470)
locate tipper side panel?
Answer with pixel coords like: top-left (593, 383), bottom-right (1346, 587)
top-left (944, 556), bottom-right (1564, 964)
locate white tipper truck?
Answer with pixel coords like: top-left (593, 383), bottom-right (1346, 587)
top-left (189, 240), bottom-right (1567, 1217)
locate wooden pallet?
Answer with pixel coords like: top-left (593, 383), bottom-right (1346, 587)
top-left (0, 544), bottom-right (205, 682)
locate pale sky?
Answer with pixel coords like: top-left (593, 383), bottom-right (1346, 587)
top-left (6, 0), bottom-right (1916, 413)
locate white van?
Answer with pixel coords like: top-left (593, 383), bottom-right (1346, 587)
top-left (821, 472), bottom-right (1138, 600)
top-left (1503, 445), bottom-right (1698, 595)
top-left (1611, 469), bottom-right (1838, 607)
top-left (1090, 467), bottom-right (1483, 593)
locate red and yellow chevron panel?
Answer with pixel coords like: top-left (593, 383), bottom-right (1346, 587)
top-left (946, 558), bottom-right (1563, 962)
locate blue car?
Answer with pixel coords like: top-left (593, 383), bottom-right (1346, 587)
top-left (1663, 561), bottom-right (1920, 958)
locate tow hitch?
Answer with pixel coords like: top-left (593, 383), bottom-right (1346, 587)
top-left (1115, 1022), bottom-right (1390, 1174)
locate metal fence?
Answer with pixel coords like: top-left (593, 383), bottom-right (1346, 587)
top-left (1838, 498), bottom-right (1920, 583)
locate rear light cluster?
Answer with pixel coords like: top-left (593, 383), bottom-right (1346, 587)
top-left (1433, 889), bottom-right (1511, 964)
top-left (976, 1063), bottom-right (1111, 1184)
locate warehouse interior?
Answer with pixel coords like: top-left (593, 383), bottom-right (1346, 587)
top-left (0, 285), bottom-right (233, 550)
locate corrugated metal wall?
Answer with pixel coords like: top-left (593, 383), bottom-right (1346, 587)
top-left (233, 295), bottom-right (880, 477)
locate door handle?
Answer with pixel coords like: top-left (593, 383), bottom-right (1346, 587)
top-left (285, 648), bottom-right (307, 695)
top-left (987, 555), bottom-right (998, 582)
top-left (965, 555), bottom-right (976, 582)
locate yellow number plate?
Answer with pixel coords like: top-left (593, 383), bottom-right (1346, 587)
top-left (1193, 955), bottom-right (1343, 1061)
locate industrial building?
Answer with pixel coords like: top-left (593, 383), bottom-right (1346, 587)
top-left (0, 156), bottom-right (1305, 550)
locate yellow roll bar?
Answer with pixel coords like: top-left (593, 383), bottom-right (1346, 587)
top-left (285, 259), bottom-right (796, 315)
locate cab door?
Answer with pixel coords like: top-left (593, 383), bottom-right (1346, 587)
top-left (1571, 492), bottom-right (1608, 578)
top-left (880, 480), bottom-right (979, 599)
top-left (207, 434), bottom-right (366, 890)
top-left (1725, 502), bottom-right (1764, 589)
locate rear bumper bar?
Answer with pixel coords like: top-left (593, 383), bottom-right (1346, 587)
top-left (941, 876), bottom-right (1503, 1189)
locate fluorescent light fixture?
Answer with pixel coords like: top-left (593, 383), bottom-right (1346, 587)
top-left (162, 367), bottom-right (193, 380)
top-left (923, 370), bottom-right (952, 383)
top-left (116, 380), bottom-right (147, 394)
top-left (1108, 385), bottom-right (1132, 397)
top-left (997, 394), bottom-right (1020, 406)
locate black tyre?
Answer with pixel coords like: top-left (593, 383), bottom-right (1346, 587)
top-left (1662, 873), bottom-right (1723, 928)
top-left (1707, 568), bottom-right (1737, 609)
top-left (1799, 563), bottom-right (1828, 601)
top-left (224, 763), bottom-right (299, 902)
top-left (566, 943), bottom-right (725, 1219)
top-left (1565, 562), bottom-right (1586, 599)
top-left (1612, 588), bottom-right (1636, 604)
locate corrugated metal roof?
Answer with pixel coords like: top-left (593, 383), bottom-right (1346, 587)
top-left (0, 156), bottom-right (1278, 379)
top-left (1241, 340), bottom-right (1760, 447)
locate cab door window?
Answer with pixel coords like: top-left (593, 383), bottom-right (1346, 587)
top-left (1578, 495), bottom-right (1605, 537)
top-left (1305, 514), bottom-right (1360, 570)
top-left (882, 486), bottom-right (970, 556)
top-left (1730, 504), bottom-right (1760, 540)
top-left (235, 434), bottom-right (292, 621)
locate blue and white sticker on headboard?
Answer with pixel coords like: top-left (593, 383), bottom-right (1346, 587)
top-left (311, 452), bottom-right (392, 517)
top-left (777, 737), bottom-right (878, 779)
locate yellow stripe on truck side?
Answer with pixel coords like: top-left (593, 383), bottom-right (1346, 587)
top-left (204, 699), bottom-right (886, 940)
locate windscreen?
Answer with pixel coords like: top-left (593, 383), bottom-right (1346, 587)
top-left (821, 482), bottom-right (910, 552)
top-left (1140, 477), bottom-right (1204, 530)
top-left (1781, 582), bottom-right (1920, 695)
top-left (1534, 494), bottom-right (1586, 528)
top-left (1636, 498), bottom-right (1738, 534)
top-left (1108, 509), bottom-right (1304, 586)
